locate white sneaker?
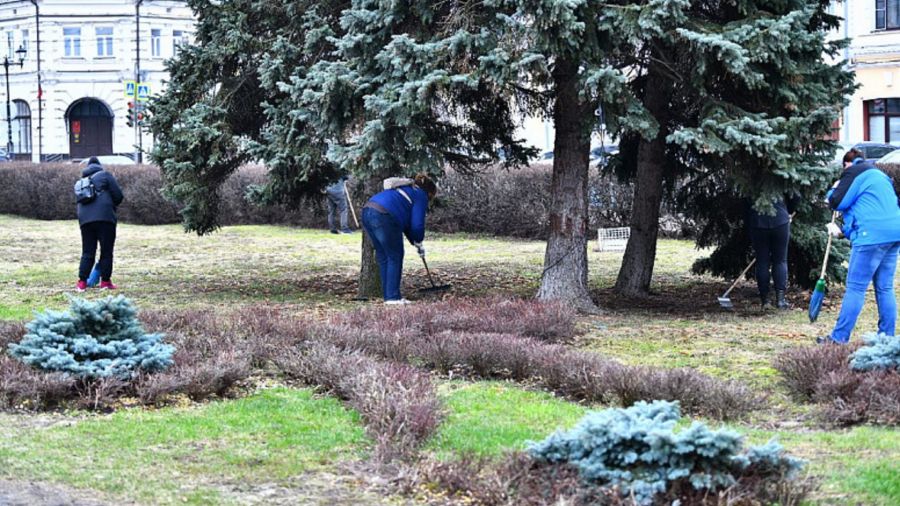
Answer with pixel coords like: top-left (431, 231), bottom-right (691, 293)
top-left (384, 298), bottom-right (412, 305)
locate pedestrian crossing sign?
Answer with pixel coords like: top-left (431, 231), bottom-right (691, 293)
top-left (124, 81), bottom-right (136, 98)
top-left (136, 83), bottom-right (151, 102)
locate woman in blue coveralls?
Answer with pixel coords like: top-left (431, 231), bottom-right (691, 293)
top-left (361, 174), bottom-right (438, 304)
top-left (820, 148), bottom-right (900, 344)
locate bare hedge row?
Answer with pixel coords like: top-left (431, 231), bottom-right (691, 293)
top-left (0, 162), bottom-right (673, 239)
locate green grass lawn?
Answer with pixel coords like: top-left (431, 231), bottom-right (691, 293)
top-left (0, 388), bottom-right (369, 505)
top-left (1, 214), bottom-right (898, 505)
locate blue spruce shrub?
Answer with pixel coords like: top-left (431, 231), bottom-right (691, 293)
top-left (528, 401), bottom-right (803, 505)
top-left (8, 295), bottom-right (174, 379)
top-left (850, 333), bottom-right (900, 372)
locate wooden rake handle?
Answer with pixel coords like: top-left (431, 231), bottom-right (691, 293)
top-left (821, 211), bottom-right (837, 280)
top-left (723, 258), bottom-right (757, 298)
top-left (344, 183), bottom-right (360, 229)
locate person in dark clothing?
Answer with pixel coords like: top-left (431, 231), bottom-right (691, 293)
top-left (325, 176), bottom-right (352, 234)
top-left (76, 157), bottom-right (124, 292)
top-left (818, 148), bottom-right (900, 344)
top-left (361, 173), bottom-right (437, 304)
top-left (746, 194), bottom-right (799, 309)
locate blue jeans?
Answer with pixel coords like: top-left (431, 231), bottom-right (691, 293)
top-left (830, 241), bottom-right (900, 343)
top-left (362, 207), bottom-right (404, 301)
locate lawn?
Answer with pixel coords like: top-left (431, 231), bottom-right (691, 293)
top-left (0, 214), bottom-right (898, 505)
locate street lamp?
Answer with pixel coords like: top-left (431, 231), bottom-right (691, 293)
top-left (3, 45), bottom-right (26, 156)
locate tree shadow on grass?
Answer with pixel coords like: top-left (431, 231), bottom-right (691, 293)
top-left (591, 281), bottom-right (844, 319)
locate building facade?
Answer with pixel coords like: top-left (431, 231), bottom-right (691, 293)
top-left (836, 0), bottom-right (900, 144)
top-left (0, 0), bottom-right (194, 162)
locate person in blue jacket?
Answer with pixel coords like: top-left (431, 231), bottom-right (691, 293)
top-left (361, 173), bottom-right (437, 304)
top-left (820, 148), bottom-right (900, 344)
top-left (76, 157), bottom-right (124, 292)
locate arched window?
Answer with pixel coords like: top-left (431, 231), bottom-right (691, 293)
top-left (11, 100), bottom-right (31, 155)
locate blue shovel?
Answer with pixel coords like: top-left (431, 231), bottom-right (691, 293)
top-left (86, 262), bottom-right (101, 288)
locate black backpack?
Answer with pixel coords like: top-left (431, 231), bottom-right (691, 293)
top-left (74, 172), bottom-right (100, 204)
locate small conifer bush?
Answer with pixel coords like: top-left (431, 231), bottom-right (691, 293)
top-left (9, 296), bottom-right (174, 380)
top-left (850, 333), bottom-right (900, 372)
top-left (528, 401), bottom-right (804, 505)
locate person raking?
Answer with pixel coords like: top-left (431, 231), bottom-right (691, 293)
top-left (818, 148), bottom-right (900, 344)
top-left (75, 157), bottom-right (124, 292)
top-left (745, 194), bottom-right (799, 309)
top-left (361, 174), bottom-right (437, 304)
top-left (325, 175), bottom-right (353, 234)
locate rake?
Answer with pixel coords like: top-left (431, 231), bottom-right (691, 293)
top-left (809, 211), bottom-right (838, 323)
top-left (717, 258), bottom-right (757, 310)
top-left (418, 256), bottom-right (452, 293)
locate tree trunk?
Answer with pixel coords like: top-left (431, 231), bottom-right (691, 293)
top-left (536, 58), bottom-right (597, 313)
top-left (615, 62), bottom-right (670, 297)
top-left (357, 176), bottom-right (382, 299)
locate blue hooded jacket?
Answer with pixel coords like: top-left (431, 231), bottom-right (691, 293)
top-left (826, 158), bottom-right (900, 246)
top-left (367, 185), bottom-right (429, 244)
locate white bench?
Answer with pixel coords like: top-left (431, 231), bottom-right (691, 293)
top-left (596, 227), bottom-right (630, 252)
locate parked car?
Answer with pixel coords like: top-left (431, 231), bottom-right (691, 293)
top-left (77, 155), bottom-right (137, 166)
top-left (876, 148), bottom-right (900, 165)
top-left (590, 145), bottom-right (619, 164)
top-left (850, 142), bottom-right (898, 164)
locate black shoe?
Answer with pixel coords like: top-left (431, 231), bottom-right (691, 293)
top-left (330, 229), bottom-right (339, 234)
top-left (816, 336), bottom-right (833, 345)
top-left (776, 290), bottom-right (790, 310)
top-left (760, 294), bottom-right (771, 310)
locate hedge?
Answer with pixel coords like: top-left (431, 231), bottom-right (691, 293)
top-left (0, 161), bottom-right (690, 239)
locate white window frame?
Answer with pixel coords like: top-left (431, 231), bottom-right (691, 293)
top-left (63, 27), bottom-right (81, 58)
top-left (876, 0), bottom-right (900, 30)
top-left (172, 29), bottom-right (186, 55)
top-left (150, 28), bottom-right (161, 58)
top-left (95, 27), bottom-right (113, 57)
top-left (6, 31), bottom-right (13, 59)
top-left (20, 29), bottom-right (29, 59)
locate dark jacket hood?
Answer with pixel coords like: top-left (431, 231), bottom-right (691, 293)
top-left (82, 164), bottom-right (103, 177)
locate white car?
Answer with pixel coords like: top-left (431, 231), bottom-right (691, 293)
top-left (78, 155), bottom-right (137, 166)
top-left (876, 148), bottom-right (900, 165)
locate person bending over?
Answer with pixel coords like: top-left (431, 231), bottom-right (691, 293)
top-left (361, 174), bottom-right (437, 304)
top-left (820, 148), bottom-right (900, 344)
top-left (76, 157), bottom-right (124, 292)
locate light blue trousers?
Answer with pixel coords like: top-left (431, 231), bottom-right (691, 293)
top-left (829, 241), bottom-right (900, 343)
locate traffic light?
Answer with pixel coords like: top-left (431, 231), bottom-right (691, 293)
top-left (126, 101), bottom-right (134, 128)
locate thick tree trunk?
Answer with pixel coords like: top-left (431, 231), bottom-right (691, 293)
top-left (536, 58), bottom-right (597, 313)
top-left (357, 176), bottom-right (382, 299)
top-left (615, 62), bottom-right (670, 297)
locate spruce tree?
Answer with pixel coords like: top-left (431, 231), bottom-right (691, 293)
top-left (9, 296), bottom-right (173, 380)
top-left (148, 0), bottom-right (347, 235)
top-left (610, 0), bottom-right (854, 295)
top-left (278, 0), bottom-right (663, 311)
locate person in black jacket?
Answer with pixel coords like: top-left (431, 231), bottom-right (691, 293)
top-left (746, 194), bottom-right (799, 309)
top-left (76, 157), bottom-right (124, 291)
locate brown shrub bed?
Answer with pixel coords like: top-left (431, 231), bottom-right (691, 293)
top-left (2, 296), bottom-right (763, 472)
top-left (396, 452), bottom-right (815, 506)
top-left (774, 344), bottom-right (900, 425)
top-left (327, 303), bottom-right (760, 420)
